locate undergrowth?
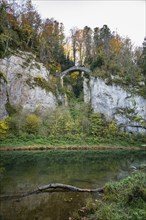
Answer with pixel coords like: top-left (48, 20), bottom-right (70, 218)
top-left (73, 172), bottom-right (146, 220)
top-left (0, 134), bottom-right (145, 148)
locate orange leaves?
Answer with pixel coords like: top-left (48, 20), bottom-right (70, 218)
top-left (110, 37), bottom-right (123, 54)
top-left (23, 26), bottom-right (32, 34)
top-left (7, 13), bottom-right (18, 29)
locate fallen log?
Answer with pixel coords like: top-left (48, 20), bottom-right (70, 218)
top-left (0, 183), bottom-right (104, 200)
top-left (38, 183), bottom-right (104, 193)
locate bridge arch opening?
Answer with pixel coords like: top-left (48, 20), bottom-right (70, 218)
top-left (64, 71), bottom-right (84, 100)
top-left (57, 66), bottom-right (91, 103)
top-left (57, 66), bottom-right (92, 78)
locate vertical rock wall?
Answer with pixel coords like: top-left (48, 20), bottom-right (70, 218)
top-left (90, 77), bottom-right (146, 133)
top-left (0, 52), bottom-right (57, 119)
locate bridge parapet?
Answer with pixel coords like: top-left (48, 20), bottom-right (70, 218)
top-left (55, 66), bottom-right (92, 77)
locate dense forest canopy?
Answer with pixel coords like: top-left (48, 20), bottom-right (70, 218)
top-left (0, 0), bottom-right (146, 85)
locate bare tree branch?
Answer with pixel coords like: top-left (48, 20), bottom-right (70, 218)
top-left (0, 183), bottom-right (104, 200)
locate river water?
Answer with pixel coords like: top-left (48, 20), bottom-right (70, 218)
top-left (0, 150), bottom-right (146, 220)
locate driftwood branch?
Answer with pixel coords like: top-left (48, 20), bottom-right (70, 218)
top-left (0, 183), bottom-right (104, 200)
top-left (38, 183), bottom-right (103, 193)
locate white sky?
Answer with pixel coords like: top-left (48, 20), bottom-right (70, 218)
top-left (32, 0), bottom-right (146, 47)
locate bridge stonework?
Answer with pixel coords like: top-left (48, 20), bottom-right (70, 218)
top-left (56, 66), bottom-right (92, 104)
top-left (56, 66), bottom-right (92, 78)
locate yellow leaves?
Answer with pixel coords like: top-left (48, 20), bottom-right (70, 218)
top-left (93, 68), bottom-right (106, 78)
top-left (63, 41), bottom-right (73, 59)
top-left (46, 108), bottom-right (75, 136)
top-left (23, 26), bottom-right (32, 34)
top-left (0, 117), bottom-right (10, 138)
top-left (0, 120), bottom-right (9, 131)
top-left (51, 76), bottom-right (58, 85)
top-left (34, 74), bottom-right (43, 82)
top-left (106, 121), bottom-right (118, 136)
top-left (21, 17), bottom-right (33, 34)
top-left (56, 64), bottom-right (61, 73)
top-left (70, 72), bottom-right (80, 81)
top-left (7, 13), bottom-right (18, 28)
top-left (26, 114), bottom-right (42, 126)
top-left (110, 37), bottom-right (123, 54)
top-left (25, 114), bottom-right (42, 134)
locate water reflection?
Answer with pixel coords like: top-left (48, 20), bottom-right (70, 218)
top-left (0, 150), bottom-right (146, 220)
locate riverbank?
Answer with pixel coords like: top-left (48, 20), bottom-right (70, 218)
top-left (0, 144), bottom-right (146, 151)
top-left (0, 135), bottom-right (146, 151)
top-left (72, 172), bottom-right (146, 220)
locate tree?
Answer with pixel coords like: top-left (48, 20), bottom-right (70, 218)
top-left (70, 27), bottom-right (78, 65)
top-left (76, 29), bottom-right (84, 65)
top-left (0, 118), bottom-right (10, 139)
top-left (25, 114), bottom-right (42, 134)
top-left (140, 37), bottom-right (146, 84)
top-left (0, 0), bottom-right (20, 57)
top-left (100, 24), bottom-right (111, 53)
top-left (19, 0), bottom-right (41, 50)
top-left (93, 27), bottom-right (100, 48)
top-left (70, 27), bottom-right (92, 66)
top-left (83, 26), bottom-right (92, 65)
top-left (89, 112), bottom-right (105, 136)
top-left (92, 27), bottom-right (101, 66)
top-left (109, 35), bottom-right (123, 55)
top-left (91, 25), bottom-right (112, 71)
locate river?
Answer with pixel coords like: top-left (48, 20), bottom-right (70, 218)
top-left (0, 150), bottom-right (146, 220)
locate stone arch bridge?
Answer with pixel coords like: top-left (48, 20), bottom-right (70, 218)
top-left (55, 66), bottom-right (92, 104)
top-left (55, 66), bottom-right (92, 78)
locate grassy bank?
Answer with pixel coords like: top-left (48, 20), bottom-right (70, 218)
top-left (1, 103), bottom-right (146, 151)
top-left (0, 134), bottom-right (146, 150)
top-left (72, 172), bottom-right (146, 220)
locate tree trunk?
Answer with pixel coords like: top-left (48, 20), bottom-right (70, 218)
top-left (0, 183), bottom-right (104, 200)
top-left (38, 183), bottom-right (103, 193)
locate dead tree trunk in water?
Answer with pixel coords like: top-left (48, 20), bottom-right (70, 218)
top-left (38, 183), bottom-right (104, 193)
top-left (0, 183), bottom-right (104, 200)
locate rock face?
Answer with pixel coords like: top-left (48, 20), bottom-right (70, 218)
top-left (0, 52), bottom-right (57, 119)
top-left (90, 77), bottom-right (146, 133)
top-left (0, 52), bottom-right (146, 134)
top-left (83, 77), bottom-right (90, 103)
top-left (0, 77), bottom-right (8, 119)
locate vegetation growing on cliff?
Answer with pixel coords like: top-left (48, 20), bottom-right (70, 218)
top-left (0, 0), bottom-right (146, 145)
top-left (0, 0), bottom-right (145, 93)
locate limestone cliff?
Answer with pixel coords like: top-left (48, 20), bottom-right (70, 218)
top-left (0, 51), bottom-right (57, 119)
top-left (0, 52), bottom-right (146, 134)
top-left (89, 77), bottom-right (146, 133)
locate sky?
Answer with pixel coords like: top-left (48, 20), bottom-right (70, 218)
top-left (32, 0), bottom-right (146, 47)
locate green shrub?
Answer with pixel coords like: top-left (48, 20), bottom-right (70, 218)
top-left (79, 172), bottom-right (146, 220)
top-left (89, 112), bottom-right (106, 137)
top-left (44, 107), bottom-right (75, 136)
top-left (0, 117), bottom-right (10, 139)
top-left (24, 114), bottom-right (42, 134)
top-left (106, 121), bottom-right (119, 137)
